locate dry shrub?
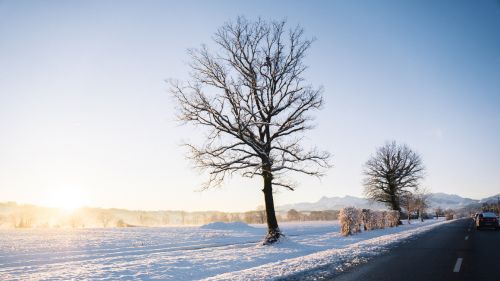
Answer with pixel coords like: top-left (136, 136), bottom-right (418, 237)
top-left (340, 207), bottom-right (361, 236)
top-left (386, 210), bottom-right (400, 227)
top-left (341, 208), bottom-right (400, 236)
top-left (369, 211), bottom-right (382, 230)
top-left (373, 211), bottom-right (385, 229)
top-left (361, 209), bottom-right (372, 230)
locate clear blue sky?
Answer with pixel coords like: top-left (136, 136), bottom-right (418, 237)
top-left (1, 0), bottom-right (499, 211)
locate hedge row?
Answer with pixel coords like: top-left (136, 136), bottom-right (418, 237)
top-left (339, 207), bottom-right (400, 236)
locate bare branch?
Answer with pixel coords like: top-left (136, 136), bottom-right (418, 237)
top-left (171, 17), bottom-right (331, 190)
top-left (363, 141), bottom-right (425, 212)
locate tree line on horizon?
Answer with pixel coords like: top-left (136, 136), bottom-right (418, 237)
top-left (0, 200), bottom-right (478, 230)
top-left (0, 202), bottom-right (342, 229)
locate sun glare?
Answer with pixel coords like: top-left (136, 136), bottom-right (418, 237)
top-left (41, 187), bottom-right (88, 211)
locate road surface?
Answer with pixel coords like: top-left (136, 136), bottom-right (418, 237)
top-left (293, 218), bottom-right (500, 281)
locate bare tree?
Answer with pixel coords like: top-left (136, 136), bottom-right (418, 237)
top-left (287, 209), bottom-right (301, 221)
top-left (171, 17), bottom-right (330, 244)
top-left (116, 219), bottom-right (127, 227)
top-left (363, 141), bottom-right (424, 218)
top-left (444, 209), bottom-right (454, 220)
top-left (256, 205), bottom-right (266, 224)
top-left (69, 214), bottom-right (82, 229)
top-left (401, 192), bottom-right (416, 224)
top-left (414, 188), bottom-right (430, 222)
top-left (434, 207), bottom-right (443, 219)
top-left (161, 213), bottom-right (171, 225)
top-left (98, 212), bottom-right (112, 228)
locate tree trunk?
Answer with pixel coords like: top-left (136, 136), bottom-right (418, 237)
top-left (389, 188), bottom-right (403, 225)
top-left (389, 193), bottom-right (403, 225)
top-left (389, 192), bottom-right (401, 212)
top-left (262, 170), bottom-right (282, 245)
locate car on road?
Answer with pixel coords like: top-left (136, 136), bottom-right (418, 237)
top-left (475, 212), bottom-right (499, 230)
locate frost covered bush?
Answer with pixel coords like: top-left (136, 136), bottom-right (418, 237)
top-left (386, 210), bottom-right (400, 227)
top-left (362, 209), bottom-right (380, 230)
top-left (341, 208), bottom-right (400, 236)
top-left (354, 210), bottom-right (362, 233)
top-left (445, 213), bottom-right (454, 220)
top-left (339, 207), bottom-right (361, 236)
top-left (375, 211), bottom-right (386, 229)
top-left (445, 209), bottom-right (454, 220)
top-left (370, 211), bottom-right (382, 230)
top-left (361, 209), bottom-right (372, 231)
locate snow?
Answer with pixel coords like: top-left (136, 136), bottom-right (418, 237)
top-left (0, 219), bottom-right (450, 280)
top-left (200, 221), bottom-right (256, 231)
top-left (204, 219), bottom-right (452, 280)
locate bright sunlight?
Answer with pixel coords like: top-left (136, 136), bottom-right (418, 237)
top-left (40, 187), bottom-right (89, 211)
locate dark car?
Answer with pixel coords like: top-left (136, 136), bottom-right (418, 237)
top-left (475, 212), bottom-right (499, 230)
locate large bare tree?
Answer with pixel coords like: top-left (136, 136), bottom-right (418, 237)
top-left (171, 17), bottom-right (330, 244)
top-left (363, 141), bottom-right (424, 216)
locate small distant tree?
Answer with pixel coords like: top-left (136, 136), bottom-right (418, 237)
top-left (161, 213), bottom-right (171, 225)
top-left (243, 211), bottom-right (257, 224)
top-left (444, 209), bottom-right (454, 220)
top-left (217, 212), bottom-right (229, 222)
top-left (414, 188), bottom-right (430, 222)
top-left (228, 213), bottom-right (240, 222)
top-left (256, 206), bottom-right (266, 224)
top-left (99, 212), bottom-right (112, 228)
top-left (171, 17), bottom-right (331, 244)
top-left (401, 192), bottom-right (415, 224)
top-left (138, 212), bottom-right (148, 225)
top-left (287, 209), bottom-right (301, 221)
top-left (180, 211), bottom-right (186, 225)
top-left (434, 207), bottom-right (443, 219)
top-left (243, 208), bottom-right (267, 224)
top-left (69, 214), bottom-right (82, 229)
top-left (116, 219), bottom-right (127, 227)
top-left (11, 211), bottom-right (34, 228)
top-left (363, 141), bottom-right (425, 220)
top-left (309, 211), bottom-right (325, 221)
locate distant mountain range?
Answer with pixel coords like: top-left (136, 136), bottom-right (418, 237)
top-left (278, 192), bottom-right (500, 211)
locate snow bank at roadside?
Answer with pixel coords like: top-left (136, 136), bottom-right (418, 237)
top-left (200, 221), bottom-right (256, 231)
top-left (203, 219), bottom-right (453, 281)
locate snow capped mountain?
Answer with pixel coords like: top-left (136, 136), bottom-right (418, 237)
top-left (278, 193), bottom-right (498, 211)
top-left (427, 193), bottom-right (476, 209)
top-left (278, 195), bottom-right (386, 211)
top-left (477, 194), bottom-right (500, 204)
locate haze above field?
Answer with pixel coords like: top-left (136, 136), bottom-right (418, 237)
top-left (1, 0), bottom-right (499, 212)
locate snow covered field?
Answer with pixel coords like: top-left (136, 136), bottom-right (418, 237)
top-left (0, 219), bottom-right (449, 280)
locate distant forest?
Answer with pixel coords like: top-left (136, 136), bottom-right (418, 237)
top-left (0, 202), bottom-right (340, 229)
top-left (1, 201), bottom-right (491, 229)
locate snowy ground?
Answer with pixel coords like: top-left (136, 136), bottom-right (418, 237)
top-left (0, 218), bottom-right (449, 280)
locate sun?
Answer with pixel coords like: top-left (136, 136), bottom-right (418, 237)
top-left (42, 187), bottom-right (88, 211)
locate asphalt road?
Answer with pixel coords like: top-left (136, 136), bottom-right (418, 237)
top-left (297, 218), bottom-right (500, 281)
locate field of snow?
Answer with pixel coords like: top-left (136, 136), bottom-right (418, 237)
top-left (0, 218), bottom-right (449, 280)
